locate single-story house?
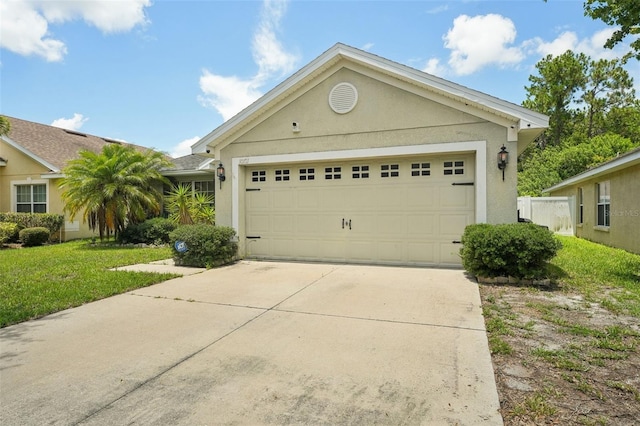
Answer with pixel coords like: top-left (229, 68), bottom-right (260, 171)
top-left (546, 147), bottom-right (640, 254)
top-left (0, 116), bottom-right (214, 240)
top-left (192, 43), bottom-right (549, 267)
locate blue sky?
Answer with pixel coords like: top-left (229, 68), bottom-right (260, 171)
top-left (1, 0), bottom-right (638, 157)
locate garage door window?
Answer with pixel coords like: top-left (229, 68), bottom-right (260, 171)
top-left (325, 167), bottom-right (342, 180)
top-left (444, 161), bottom-right (464, 175)
top-left (275, 169), bottom-right (290, 182)
top-left (352, 165), bottom-right (370, 179)
top-left (381, 164), bottom-right (399, 178)
top-left (299, 168), bottom-right (315, 181)
top-left (252, 170), bottom-right (266, 182)
top-left (411, 163), bottom-right (431, 176)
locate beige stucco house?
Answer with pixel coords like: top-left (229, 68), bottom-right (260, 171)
top-left (192, 43), bottom-right (549, 267)
top-left (546, 147), bottom-right (640, 254)
top-left (0, 116), bottom-right (214, 241)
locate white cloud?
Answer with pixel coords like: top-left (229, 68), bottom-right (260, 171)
top-left (51, 113), bottom-right (88, 131)
top-left (198, 0), bottom-right (299, 121)
top-left (533, 28), bottom-right (624, 60)
top-left (0, 0), bottom-right (150, 62)
top-left (170, 136), bottom-right (201, 158)
top-left (423, 58), bottom-right (448, 77)
top-left (362, 43), bottom-right (375, 51)
top-left (426, 4), bottom-right (449, 15)
top-left (444, 14), bottom-right (524, 76)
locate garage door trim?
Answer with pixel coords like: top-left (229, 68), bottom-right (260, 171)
top-left (231, 140), bottom-right (488, 232)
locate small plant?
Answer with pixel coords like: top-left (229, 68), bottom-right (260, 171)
top-left (170, 224), bottom-right (237, 268)
top-left (460, 223), bottom-right (562, 279)
top-left (0, 222), bottom-right (19, 244)
top-left (19, 227), bottom-right (50, 247)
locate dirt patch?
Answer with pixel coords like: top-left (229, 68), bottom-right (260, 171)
top-left (479, 283), bottom-right (640, 425)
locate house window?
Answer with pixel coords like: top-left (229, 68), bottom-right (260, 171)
top-left (16, 184), bottom-right (47, 213)
top-left (275, 169), bottom-right (290, 182)
top-left (411, 163), bottom-right (431, 176)
top-left (577, 187), bottom-right (584, 224)
top-left (325, 167), bottom-right (342, 180)
top-left (381, 164), bottom-right (399, 178)
top-left (596, 181), bottom-right (610, 227)
top-left (299, 168), bottom-right (315, 181)
top-left (352, 165), bottom-right (369, 179)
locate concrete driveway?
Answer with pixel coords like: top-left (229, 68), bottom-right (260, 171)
top-left (1, 261), bottom-right (502, 425)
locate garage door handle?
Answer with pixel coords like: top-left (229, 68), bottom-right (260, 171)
top-left (452, 240), bottom-right (462, 244)
top-left (348, 219), bottom-right (351, 230)
top-left (342, 219), bottom-right (352, 230)
top-left (452, 182), bottom-right (474, 186)
top-left (342, 218), bottom-right (345, 229)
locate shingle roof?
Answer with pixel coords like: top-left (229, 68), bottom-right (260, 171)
top-left (1, 115), bottom-right (162, 172)
top-left (169, 154), bottom-right (210, 171)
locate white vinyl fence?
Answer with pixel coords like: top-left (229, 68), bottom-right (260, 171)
top-left (517, 196), bottom-right (575, 236)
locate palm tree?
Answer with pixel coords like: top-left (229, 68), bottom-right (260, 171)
top-left (59, 144), bottom-right (172, 240)
top-left (164, 183), bottom-right (215, 225)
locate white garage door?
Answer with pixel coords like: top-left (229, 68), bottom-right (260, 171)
top-left (245, 154), bottom-right (475, 266)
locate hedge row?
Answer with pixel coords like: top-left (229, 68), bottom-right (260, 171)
top-left (0, 213), bottom-right (64, 238)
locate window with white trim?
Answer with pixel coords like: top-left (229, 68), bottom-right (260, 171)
top-left (596, 181), bottom-right (610, 227)
top-left (411, 162), bottom-right (431, 176)
top-left (324, 167), bottom-right (342, 180)
top-left (299, 168), bottom-right (315, 181)
top-left (16, 184), bottom-right (47, 213)
top-left (275, 169), bottom-right (290, 182)
top-left (577, 187), bottom-right (584, 225)
top-left (352, 165), bottom-right (369, 179)
top-left (251, 170), bottom-right (266, 182)
top-left (380, 164), bottom-right (399, 178)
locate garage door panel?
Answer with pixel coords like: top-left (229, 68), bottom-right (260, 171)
top-left (245, 154), bottom-right (474, 266)
top-left (439, 214), bottom-right (472, 236)
top-left (406, 214), bottom-right (435, 238)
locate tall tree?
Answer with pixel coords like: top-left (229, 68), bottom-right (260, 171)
top-left (579, 58), bottom-right (636, 137)
top-left (59, 144), bottom-right (172, 240)
top-left (523, 51), bottom-right (589, 148)
top-left (584, 0), bottom-right (640, 61)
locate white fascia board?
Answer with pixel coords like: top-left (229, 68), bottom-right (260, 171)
top-left (41, 173), bottom-right (65, 179)
top-left (197, 158), bottom-right (216, 170)
top-left (1, 135), bottom-right (60, 173)
top-left (545, 149), bottom-right (640, 192)
top-left (231, 140), bottom-right (488, 234)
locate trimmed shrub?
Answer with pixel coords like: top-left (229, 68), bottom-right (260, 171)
top-left (119, 217), bottom-right (177, 245)
top-left (19, 227), bottom-right (51, 247)
top-left (0, 222), bottom-right (19, 244)
top-left (0, 213), bottom-right (64, 240)
top-left (460, 223), bottom-right (562, 279)
top-left (170, 224), bottom-right (237, 268)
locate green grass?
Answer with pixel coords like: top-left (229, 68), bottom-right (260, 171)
top-left (0, 240), bottom-right (176, 327)
top-left (551, 236), bottom-right (640, 316)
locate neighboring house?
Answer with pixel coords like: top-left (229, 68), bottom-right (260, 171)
top-left (0, 116), bottom-right (213, 241)
top-left (192, 43), bottom-right (549, 267)
top-left (546, 147), bottom-right (640, 255)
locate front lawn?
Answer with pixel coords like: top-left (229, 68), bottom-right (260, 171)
top-left (0, 240), bottom-right (176, 327)
top-left (481, 236), bottom-right (640, 425)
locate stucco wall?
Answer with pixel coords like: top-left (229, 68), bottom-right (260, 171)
top-left (211, 65), bottom-right (519, 253)
top-left (0, 140), bottom-right (97, 241)
top-left (550, 164), bottom-right (639, 254)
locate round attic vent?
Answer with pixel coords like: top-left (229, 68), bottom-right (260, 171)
top-left (329, 82), bottom-right (358, 114)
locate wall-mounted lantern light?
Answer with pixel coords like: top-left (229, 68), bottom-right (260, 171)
top-left (216, 162), bottom-right (226, 189)
top-left (497, 145), bottom-right (509, 181)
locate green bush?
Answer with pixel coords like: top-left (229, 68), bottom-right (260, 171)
top-left (170, 224), bottom-right (237, 268)
top-left (0, 222), bottom-right (19, 244)
top-left (0, 213), bottom-right (64, 240)
top-left (19, 227), bottom-right (51, 247)
top-left (460, 223), bottom-right (562, 279)
top-left (119, 217), bottom-right (177, 245)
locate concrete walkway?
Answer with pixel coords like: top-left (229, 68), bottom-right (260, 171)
top-left (1, 261), bottom-right (502, 425)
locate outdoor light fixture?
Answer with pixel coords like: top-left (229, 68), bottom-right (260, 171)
top-left (216, 162), bottom-right (226, 189)
top-left (497, 145), bottom-right (509, 181)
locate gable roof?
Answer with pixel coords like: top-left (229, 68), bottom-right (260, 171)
top-left (546, 147), bottom-right (640, 193)
top-left (192, 43), bottom-right (548, 156)
top-left (0, 115), bottom-right (166, 173)
top-left (162, 154), bottom-right (215, 177)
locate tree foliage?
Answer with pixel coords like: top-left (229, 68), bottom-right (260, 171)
top-left (0, 115), bottom-right (11, 136)
top-left (164, 183), bottom-right (215, 225)
top-left (59, 144), bottom-right (172, 240)
top-left (584, 0), bottom-right (640, 61)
